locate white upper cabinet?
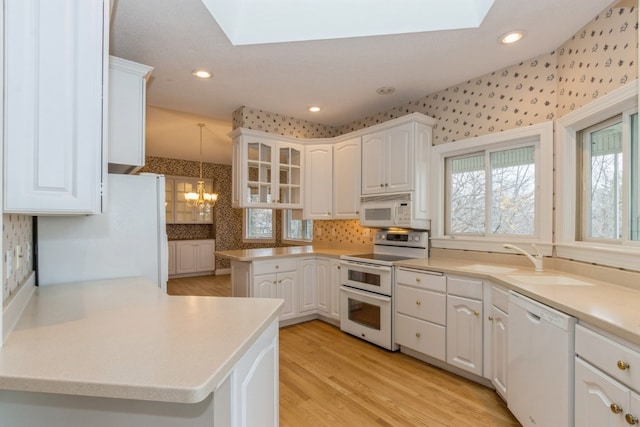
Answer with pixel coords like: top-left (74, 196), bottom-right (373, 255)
top-left (304, 144), bottom-right (333, 219)
top-left (108, 56), bottom-right (153, 174)
top-left (231, 130), bottom-right (304, 209)
top-left (362, 123), bottom-right (413, 194)
top-left (4, 0), bottom-right (108, 214)
top-left (361, 121), bottom-right (433, 196)
top-left (333, 137), bottom-right (361, 219)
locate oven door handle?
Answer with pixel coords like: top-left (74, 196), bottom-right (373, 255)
top-left (340, 260), bottom-right (392, 271)
top-left (340, 286), bottom-right (391, 302)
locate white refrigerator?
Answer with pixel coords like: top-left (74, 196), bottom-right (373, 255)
top-left (37, 173), bottom-right (169, 291)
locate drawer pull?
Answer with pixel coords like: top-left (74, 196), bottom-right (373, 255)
top-left (415, 277), bottom-right (421, 282)
top-left (415, 332), bottom-right (421, 338)
top-left (488, 316), bottom-right (494, 321)
top-left (416, 300), bottom-right (421, 306)
top-left (618, 360), bottom-right (630, 370)
top-left (275, 265), bottom-right (279, 269)
top-left (626, 414), bottom-right (638, 425)
top-left (611, 404), bottom-right (624, 414)
top-left (474, 311), bottom-right (480, 316)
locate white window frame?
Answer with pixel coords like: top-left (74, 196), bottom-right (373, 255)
top-left (243, 208), bottom-right (275, 243)
top-left (282, 209), bottom-right (313, 244)
top-left (430, 121), bottom-right (554, 255)
top-left (556, 81), bottom-right (640, 270)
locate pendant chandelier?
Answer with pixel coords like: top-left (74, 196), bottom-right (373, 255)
top-left (185, 123), bottom-right (218, 209)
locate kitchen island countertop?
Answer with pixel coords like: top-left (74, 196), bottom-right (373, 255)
top-left (0, 277), bottom-right (283, 404)
top-left (215, 245), bottom-right (369, 261)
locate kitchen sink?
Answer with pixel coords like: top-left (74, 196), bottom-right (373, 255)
top-left (459, 264), bottom-right (518, 274)
top-left (505, 275), bottom-right (595, 286)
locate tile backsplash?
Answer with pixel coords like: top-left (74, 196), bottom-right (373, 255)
top-left (2, 214), bottom-right (34, 303)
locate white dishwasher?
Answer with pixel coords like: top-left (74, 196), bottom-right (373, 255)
top-left (507, 292), bottom-right (576, 427)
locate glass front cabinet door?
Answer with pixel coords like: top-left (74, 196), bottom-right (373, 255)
top-left (232, 130), bottom-right (304, 209)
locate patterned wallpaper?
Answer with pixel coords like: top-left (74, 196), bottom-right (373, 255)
top-left (232, 2), bottom-right (638, 245)
top-left (232, 106), bottom-right (340, 138)
top-left (312, 219), bottom-right (374, 247)
top-left (2, 214), bottom-right (33, 304)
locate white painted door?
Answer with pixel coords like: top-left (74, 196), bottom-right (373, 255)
top-left (333, 137), bottom-right (361, 219)
top-left (254, 274), bottom-right (278, 299)
top-left (330, 260), bottom-right (341, 320)
top-left (575, 357), bottom-right (628, 427)
top-left (446, 295), bottom-right (483, 376)
top-left (4, 0), bottom-right (106, 214)
top-left (489, 305), bottom-right (508, 400)
top-left (277, 271), bottom-right (297, 320)
top-left (304, 145), bottom-right (333, 219)
top-left (315, 258), bottom-right (330, 315)
top-left (196, 241), bottom-right (215, 272)
top-left (386, 123), bottom-right (414, 193)
top-left (298, 259), bottom-right (317, 313)
top-left (176, 242), bottom-right (198, 274)
top-left (361, 131), bottom-right (386, 194)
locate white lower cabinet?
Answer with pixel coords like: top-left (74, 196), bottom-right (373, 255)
top-left (394, 268), bottom-right (446, 361)
top-left (173, 240), bottom-right (215, 276)
top-left (329, 259), bottom-right (341, 320)
top-left (167, 241), bottom-right (176, 276)
top-left (298, 258), bottom-right (317, 314)
top-left (575, 323), bottom-right (640, 426)
top-left (297, 257), bottom-right (335, 317)
top-left (484, 284), bottom-right (509, 401)
top-left (446, 276), bottom-right (483, 377)
top-left (253, 259), bottom-right (298, 321)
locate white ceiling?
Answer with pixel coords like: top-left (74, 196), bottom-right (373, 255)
top-left (110, 0), bottom-right (616, 165)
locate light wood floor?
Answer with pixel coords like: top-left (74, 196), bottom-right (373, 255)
top-left (168, 275), bottom-right (520, 426)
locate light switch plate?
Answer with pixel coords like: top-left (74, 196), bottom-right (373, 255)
top-left (5, 249), bottom-right (13, 279)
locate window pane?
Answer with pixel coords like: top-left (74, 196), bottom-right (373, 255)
top-left (283, 210), bottom-right (312, 241)
top-left (247, 209), bottom-right (273, 239)
top-left (587, 122), bottom-right (623, 239)
top-left (631, 113), bottom-right (639, 241)
top-left (448, 154), bottom-right (485, 234)
top-left (489, 146), bottom-right (536, 235)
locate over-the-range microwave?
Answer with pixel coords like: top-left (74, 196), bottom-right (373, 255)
top-left (359, 192), bottom-right (430, 230)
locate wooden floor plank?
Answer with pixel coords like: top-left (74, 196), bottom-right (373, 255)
top-left (168, 275), bottom-right (521, 426)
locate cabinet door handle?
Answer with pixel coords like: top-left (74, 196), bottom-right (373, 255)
top-left (415, 300), bottom-right (421, 306)
top-left (626, 414), bottom-right (639, 425)
top-left (415, 277), bottom-right (421, 282)
top-left (611, 404), bottom-right (624, 414)
top-left (474, 311), bottom-right (480, 316)
top-left (618, 360), bottom-right (630, 370)
top-left (384, 183), bottom-right (389, 187)
top-left (278, 280), bottom-right (282, 284)
top-left (273, 280), bottom-right (277, 284)
top-left (488, 316), bottom-right (494, 321)
top-left (415, 332), bottom-right (421, 338)
top-left (275, 265), bottom-right (279, 269)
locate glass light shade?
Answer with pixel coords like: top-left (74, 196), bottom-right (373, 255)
top-left (185, 180), bottom-right (218, 209)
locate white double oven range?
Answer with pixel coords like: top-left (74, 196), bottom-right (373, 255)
top-left (339, 229), bottom-right (429, 350)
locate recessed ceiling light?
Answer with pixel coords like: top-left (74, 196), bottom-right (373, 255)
top-left (192, 69), bottom-right (213, 79)
top-left (498, 30), bottom-right (525, 45)
top-left (376, 86), bottom-right (396, 95)
top-left (309, 106), bottom-right (321, 112)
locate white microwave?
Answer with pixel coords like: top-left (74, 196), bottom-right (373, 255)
top-left (359, 193), bottom-right (430, 230)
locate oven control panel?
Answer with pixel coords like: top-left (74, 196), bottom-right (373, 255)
top-left (375, 230), bottom-right (429, 248)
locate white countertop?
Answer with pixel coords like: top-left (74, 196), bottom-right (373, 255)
top-left (396, 257), bottom-right (640, 346)
top-left (0, 277), bottom-right (283, 404)
top-left (216, 245), bottom-right (367, 261)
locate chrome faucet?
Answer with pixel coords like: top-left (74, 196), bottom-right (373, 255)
top-left (504, 243), bottom-right (544, 272)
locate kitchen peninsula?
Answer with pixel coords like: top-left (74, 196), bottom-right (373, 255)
top-left (0, 277), bottom-right (283, 426)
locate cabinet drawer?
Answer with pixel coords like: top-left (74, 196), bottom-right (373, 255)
top-left (253, 258), bottom-right (297, 275)
top-left (491, 285), bottom-right (509, 313)
top-left (396, 268), bottom-right (446, 292)
top-left (396, 284), bottom-right (446, 325)
top-left (447, 275), bottom-right (483, 300)
top-left (395, 313), bottom-right (445, 361)
top-left (576, 324), bottom-right (640, 389)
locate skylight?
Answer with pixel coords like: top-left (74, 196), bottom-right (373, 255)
top-left (201, 0), bottom-right (496, 46)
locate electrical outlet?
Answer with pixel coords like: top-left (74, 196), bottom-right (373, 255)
top-left (5, 249), bottom-right (13, 279)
